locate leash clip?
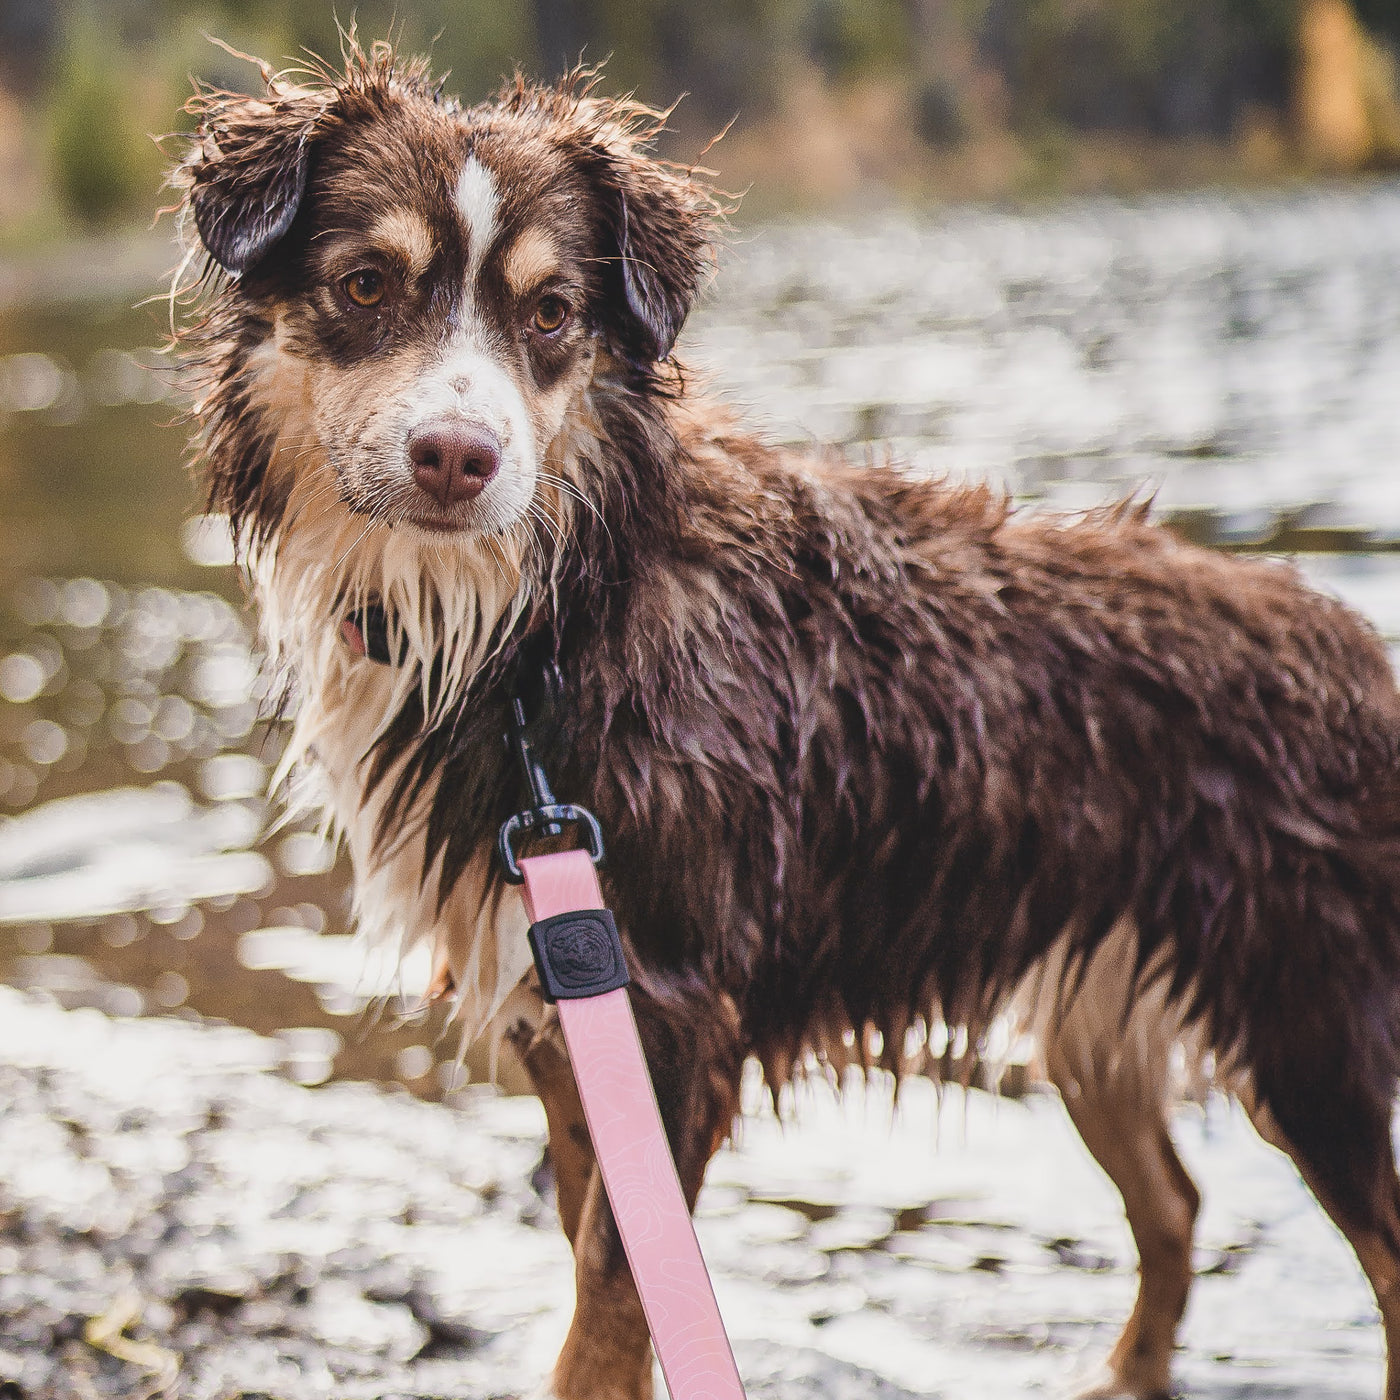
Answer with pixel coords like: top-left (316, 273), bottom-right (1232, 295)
top-left (497, 665), bottom-right (606, 885)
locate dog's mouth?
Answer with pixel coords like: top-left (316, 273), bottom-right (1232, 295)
top-left (340, 601), bottom-right (402, 665)
top-left (400, 508), bottom-right (475, 534)
top-left (339, 491), bottom-right (495, 537)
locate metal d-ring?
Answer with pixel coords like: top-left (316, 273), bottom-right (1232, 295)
top-left (497, 802), bottom-right (606, 884)
top-left (496, 658), bottom-right (607, 884)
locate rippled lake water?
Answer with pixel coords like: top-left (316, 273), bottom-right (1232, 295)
top-left (692, 183), bottom-right (1400, 541)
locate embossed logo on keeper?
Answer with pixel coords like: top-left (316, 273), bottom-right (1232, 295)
top-left (528, 908), bottom-right (631, 1001)
top-left (551, 916), bottom-right (617, 987)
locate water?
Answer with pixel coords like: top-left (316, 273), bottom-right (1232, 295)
top-left (690, 184), bottom-right (1400, 544)
top-left (0, 988), bottom-right (1385, 1397)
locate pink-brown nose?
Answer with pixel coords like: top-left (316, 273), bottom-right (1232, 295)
top-left (408, 422), bottom-right (501, 506)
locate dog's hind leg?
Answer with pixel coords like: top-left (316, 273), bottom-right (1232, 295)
top-left (1041, 945), bottom-right (1199, 1399)
top-left (1242, 1071), bottom-right (1400, 1400)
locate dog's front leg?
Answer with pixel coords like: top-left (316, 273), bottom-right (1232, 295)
top-left (546, 985), bottom-right (745, 1400)
top-left (508, 993), bottom-right (648, 1400)
top-left (550, 1167), bottom-right (656, 1400)
top-left (509, 996), bottom-right (596, 1248)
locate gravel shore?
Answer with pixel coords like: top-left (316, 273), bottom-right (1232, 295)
top-left (0, 983), bottom-right (1388, 1399)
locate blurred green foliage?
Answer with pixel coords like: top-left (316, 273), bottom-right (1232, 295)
top-left (983, 0), bottom-right (1301, 137)
top-left (10, 0), bottom-right (1400, 230)
top-left (47, 15), bottom-right (165, 226)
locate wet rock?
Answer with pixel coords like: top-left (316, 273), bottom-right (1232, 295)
top-left (363, 1279), bottom-right (492, 1358)
top-left (739, 1342), bottom-right (927, 1397)
top-left (169, 1282), bottom-right (249, 1319)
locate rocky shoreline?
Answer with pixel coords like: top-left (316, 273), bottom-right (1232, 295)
top-left (0, 983), bottom-right (1389, 1399)
top-left (0, 984), bottom-right (928, 1400)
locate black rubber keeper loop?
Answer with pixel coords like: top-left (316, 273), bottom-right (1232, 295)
top-left (528, 909), bottom-right (631, 1002)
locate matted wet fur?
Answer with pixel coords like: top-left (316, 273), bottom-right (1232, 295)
top-left (173, 35), bottom-right (1400, 1400)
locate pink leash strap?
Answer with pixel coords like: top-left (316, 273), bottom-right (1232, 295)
top-left (519, 849), bottom-right (746, 1400)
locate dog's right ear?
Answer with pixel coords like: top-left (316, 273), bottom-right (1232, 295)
top-left (182, 90), bottom-right (326, 275)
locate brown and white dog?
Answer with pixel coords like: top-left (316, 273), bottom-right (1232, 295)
top-left (174, 38), bottom-right (1400, 1400)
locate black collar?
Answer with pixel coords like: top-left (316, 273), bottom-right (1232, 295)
top-left (340, 603), bottom-right (559, 710)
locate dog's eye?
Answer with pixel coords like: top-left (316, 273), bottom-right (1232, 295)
top-left (533, 295), bottom-right (569, 334)
top-left (343, 269), bottom-right (386, 308)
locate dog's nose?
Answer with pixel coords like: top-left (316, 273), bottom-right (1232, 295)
top-left (408, 422), bottom-right (501, 506)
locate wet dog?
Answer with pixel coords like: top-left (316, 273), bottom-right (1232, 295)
top-left (174, 38), bottom-right (1400, 1400)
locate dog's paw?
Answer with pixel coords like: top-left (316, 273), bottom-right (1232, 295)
top-left (1068, 1362), bottom-right (1174, 1400)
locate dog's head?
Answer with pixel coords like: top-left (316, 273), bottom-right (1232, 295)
top-left (176, 40), bottom-right (718, 549)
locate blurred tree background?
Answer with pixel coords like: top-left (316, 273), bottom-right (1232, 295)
top-left (0, 0), bottom-right (1397, 239)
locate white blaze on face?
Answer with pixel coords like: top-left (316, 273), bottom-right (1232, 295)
top-left (455, 156), bottom-right (500, 281)
top-left (383, 154), bottom-right (537, 536)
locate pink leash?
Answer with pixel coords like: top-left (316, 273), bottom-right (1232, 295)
top-left (494, 657), bottom-right (744, 1399)
top-left (336, 613), bottom-right (742, 1394)
top-left (517, 849), bottom-right (746, 1400)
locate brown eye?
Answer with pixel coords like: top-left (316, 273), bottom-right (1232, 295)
top-left (533, 294), bottom-right (569, 334)
top-left (343, 269), bottom-right (385, 307)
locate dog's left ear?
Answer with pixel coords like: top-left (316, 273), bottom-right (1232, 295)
top-left (181, 88), bottom-right (327, 276)
top-left (588, 141), bottom-right (718, 367)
